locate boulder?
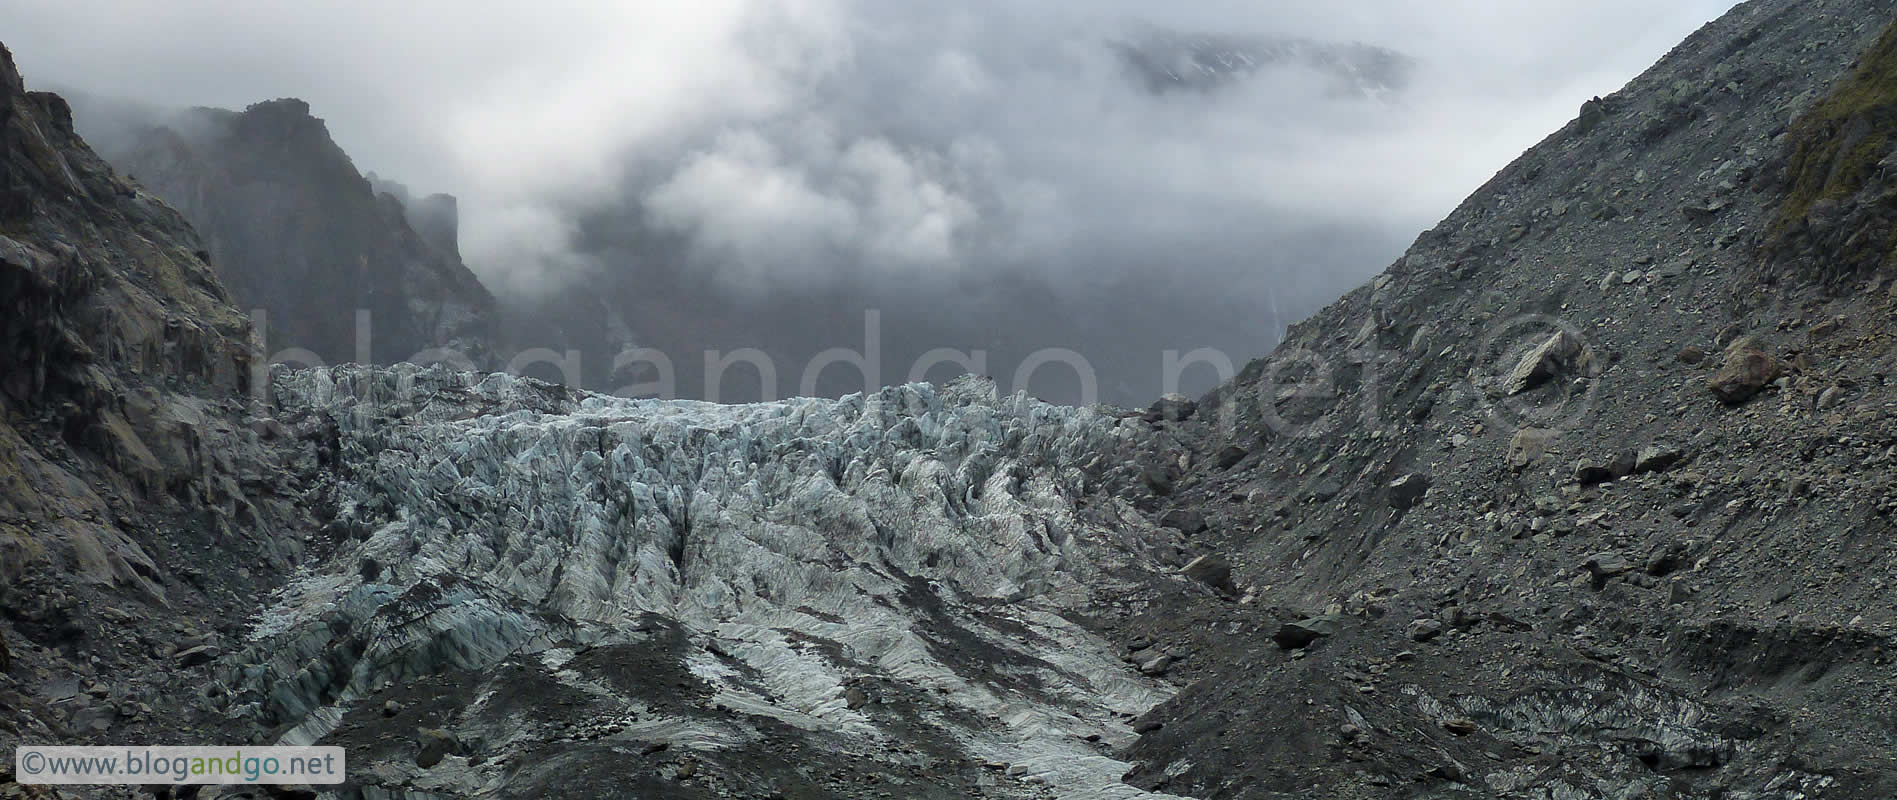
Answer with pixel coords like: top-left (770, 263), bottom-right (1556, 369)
top-left (1159, 509), bottom-right (1210, 535)
top-left (1668, 580), bottom-right (1697, 606)
top-left (416, 728), bottom-right (462, 769)
top-left (1407, 618), bottom-right (1445, 643)
top-left (1387, 473), bottom-right (1432, 509)
top-left (1138, 655), bottom-right (1173, 676)
top-left (1506, 331), bottom-right (1593, 395)
top-left (247, 416), bottom-right (288, 439)
top-left (1576, 95), bottom-right (1610, 134)
top-left (1584, 553), bottom-right (1635, 585)
top-left (1143, 394), bottom-right (1198, 423)
top-left (1708, 341), bottom-right (1785, 405)
top-left (1181, 555), bottom-right (1237, 595)
top-left (1309, 478), bottom-right (1344, 502)
top-left (1140, 464), bottom-right (1177, 496)
top-left (1273, 616), bottom-right (1343, 650)
top-left (1440, 719), bottom-right (1479, 736)
top-left (1507, 428), bottom-right (1558, 470)
top-left (174, 645), bottom-right (221, 668)
top-left (1213, 445), bottom-right (1248, 470)
top-left (1634, 445), bottom-right (1686, 473)
top-left (1572, 451), bottom-right (1637, 484)
top-left (1809, 316), bottom-right (1846, 341)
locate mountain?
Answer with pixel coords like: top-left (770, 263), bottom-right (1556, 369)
top-left (80, 97), bottom-right (500, 370)
top-left (7, 1), bottom-right (1897, 798)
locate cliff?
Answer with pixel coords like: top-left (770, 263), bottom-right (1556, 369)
top-left (97, 98), bottom-right (499, 370)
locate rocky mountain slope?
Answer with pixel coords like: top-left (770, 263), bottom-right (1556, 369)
top-left (7, 0), bottom-right (1897, 798)
top-left (80, 98), bottom-right (499, 370)
top-left (1110, 1), bottom-right (1897, 796)
top-left (0, 39), bottom-right (320, 782)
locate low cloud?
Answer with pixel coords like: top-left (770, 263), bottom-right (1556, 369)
top-left (11, 0), bottom-right (1740, 402)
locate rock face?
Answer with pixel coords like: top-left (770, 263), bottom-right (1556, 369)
top-left (0, 44), bottom-right (256, 593)
top-left (0, 41), bottom-right (315, 765)
top-left (82, 98), bottom-right (499, 369)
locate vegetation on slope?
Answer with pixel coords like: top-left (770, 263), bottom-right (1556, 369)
top-left (1770, 16), bottom-right (1897, 276)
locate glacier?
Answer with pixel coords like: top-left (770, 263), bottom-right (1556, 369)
top-left (225, 364), bottom-right (1198, 798)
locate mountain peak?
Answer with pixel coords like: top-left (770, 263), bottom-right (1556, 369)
top-left (244, 96), bottom-right (311, 117)
top-left (83, 95), bottom-right (500, 369)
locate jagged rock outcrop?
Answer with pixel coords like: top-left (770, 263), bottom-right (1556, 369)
top-left (368, 174), bottom-right (463, 263)
top-left (88, 98), bottom-right (499, 370)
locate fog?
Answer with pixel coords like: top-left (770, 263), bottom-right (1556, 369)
top-left (8, 0), bottom-right (1741, 404)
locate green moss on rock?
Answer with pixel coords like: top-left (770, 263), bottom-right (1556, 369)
top-left (1772, 17), bottom-right (1897, 273)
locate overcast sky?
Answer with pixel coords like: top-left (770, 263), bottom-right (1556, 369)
top-left (11, 1), bottom-right (1739, 285)
top-left (4, 1), bottom-right (1744, 402)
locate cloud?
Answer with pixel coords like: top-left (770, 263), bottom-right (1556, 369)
top-left (8, 0), bottom-right (1742, 402)
top-left (643, 127), bottom-right (980, 287)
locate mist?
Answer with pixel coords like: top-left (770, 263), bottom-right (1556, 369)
top-left (8, 0), bottom-right (1741, 404)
